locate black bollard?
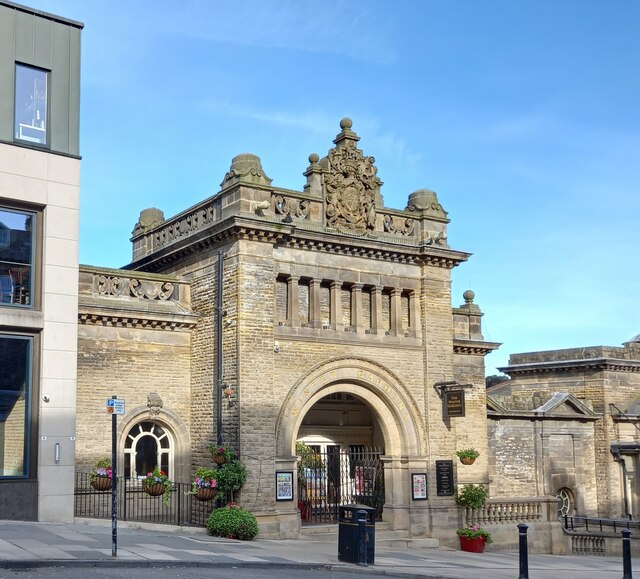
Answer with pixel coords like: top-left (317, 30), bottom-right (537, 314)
top-left (357, 510), bottom-right (368, 567)
top-left (622, 528), bottom-right (633, 579)
top-left (518, 523), bottom-right (529, 579)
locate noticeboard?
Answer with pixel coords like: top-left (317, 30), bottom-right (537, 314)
top-left (436, 460), bottom-right (455, 496)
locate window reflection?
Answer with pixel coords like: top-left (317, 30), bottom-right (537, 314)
top-left (14, 64), bottom-right (48, 146)
top-left (0, 208), bottom-right (34, 306)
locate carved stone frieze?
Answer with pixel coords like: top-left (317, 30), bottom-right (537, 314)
top-left (130, 279), bottom-right (174, 300)
top-left (382, 214), bottom-right (415, 236)
top-left (153, 203), bottom-right (216, 249)
top-left (323, 119), bottom-right (382, 235)
top-left (424, 231), bottom-right (448, 247)
top-left (96, 275), bottom-right (174, 301)
top-left (274, 195), bottom-right (309, 220)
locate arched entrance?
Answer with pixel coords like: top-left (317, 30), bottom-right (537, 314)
top-left (276, 357), bottom-right (426, 531)
top-left (296, 391), bottom-right (385, 524)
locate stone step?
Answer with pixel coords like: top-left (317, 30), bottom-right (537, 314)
top-left (300, 524), bottom-right (440, 549)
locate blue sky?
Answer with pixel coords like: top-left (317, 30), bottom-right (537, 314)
top-left (30, 1), bottom-right (640, 374)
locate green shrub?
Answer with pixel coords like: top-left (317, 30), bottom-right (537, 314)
top-left (207, 504), bottom-right (258, 540)
top-left (216, 460), bottom-right (247, 494)
top-left (456, 484), bottom-right (488, 508)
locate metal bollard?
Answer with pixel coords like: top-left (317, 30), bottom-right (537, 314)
top-left (357, 510), bottom-right (368, 567)
top-left (622, 528), bottom-right (633, 579)
top-left (518, 523), bottom-right (529, 579)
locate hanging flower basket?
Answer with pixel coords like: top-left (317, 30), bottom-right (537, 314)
top-left (460, 456), bottom-right (476, 465)
top-left (195, 487), bottom-right (218, 502)
top-left (459, 536), bottom-right (486, 553)
top-left (91, 477), bottom-right (112, 492)
top-left (214, 455), bottom-right (227, 465)
top-left (144, 482), bottom-right (166, 497)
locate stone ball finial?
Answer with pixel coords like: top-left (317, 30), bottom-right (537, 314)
top-left (340, 117), bottom-right (353, 130)
top-left (463, 290), bottom-right (475, 304)
top-left (309, 153), bottom-right (319, 164)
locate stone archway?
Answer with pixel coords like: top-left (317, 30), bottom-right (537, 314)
top-left (276, 356), bottom-right (425, 458)
top-left (275, 356), bottom-right (426, 531)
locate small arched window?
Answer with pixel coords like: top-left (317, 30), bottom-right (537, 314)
top-left (124, 421), bottom-right (173, 479)
top-left (556, 487), bottom-right (574, 518)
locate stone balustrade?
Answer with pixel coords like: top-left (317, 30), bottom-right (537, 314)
top-left (465, 496), bottom-right (557, 526)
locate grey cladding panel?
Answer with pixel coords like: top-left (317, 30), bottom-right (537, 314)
top-left (14, 9), bottom-right (34, 64)
top-left (68, 27), bottom-right (81, 156)
top-left (0, 6), bottom-right (15, 141)
top-left (33, 16), bottom-right (53, 69)
top-left (51, 21), bottom-right (70, 153)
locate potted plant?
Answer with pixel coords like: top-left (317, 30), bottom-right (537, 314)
top-left (456, 525), bottom-right (493, 552)
top-left (456, 448), bottom-right (480, 465)
top-left (456, 483), bottom-right (488, 509)
top-left (216, 458), bottom-right (247, 502)
top-left (207, 503), bottom-right (258, 540)
top-left (190, 467), bottom-right (219, 502)
top-left (209, 445), bottom-right (238, 465)
top-left (90, 457), bottom-right (113, 491)
top-left (142, 467), bottom-right (173, 506)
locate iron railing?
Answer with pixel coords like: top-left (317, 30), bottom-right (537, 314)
top-left (74, 473), bottom-right (224, 527)
top-left (564, 515), bottom-right (640, 536)
top-left (297, 447), bottom-right (384, 525)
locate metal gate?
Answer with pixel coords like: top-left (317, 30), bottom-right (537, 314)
top-left (297, 446), bottom-right (384, 525)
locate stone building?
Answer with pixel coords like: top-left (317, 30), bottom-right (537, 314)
top-left (490, 338), bottom-right (640, 523)
top-left (0, 1), bottom-right (82, 522)
top-left (75, 118), bottom-right (531, 542)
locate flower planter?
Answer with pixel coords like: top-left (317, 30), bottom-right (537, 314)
top-left (460, 457), bottom-right (476, 465)
top-left (91, 477), bottom-right (112, 491)
top-left (144, 483), bottom-right (166, 497)
top-left (459, 536), bottom-right (486, 553)
top-left (195, 487), bottom-right (217, 502)
top-left (214, 455), bottom-right (227, 465)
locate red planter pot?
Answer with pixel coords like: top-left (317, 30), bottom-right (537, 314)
top-left (459, 536), bottom-right (486, 553)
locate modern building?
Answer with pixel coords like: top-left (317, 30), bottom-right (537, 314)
top-left (0, 1), bottom-right (82, 522)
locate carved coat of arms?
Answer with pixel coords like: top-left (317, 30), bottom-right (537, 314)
top-left (324, 139), bottom-right (381, 235)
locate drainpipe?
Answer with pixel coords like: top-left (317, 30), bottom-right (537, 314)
top-left (611, 444), bottom-right (631, 519)
top-left (216, 250), bottom-right (224, 446)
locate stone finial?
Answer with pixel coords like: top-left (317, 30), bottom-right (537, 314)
top-left (132, 207), bottom-right (165, 236)
top-left (333, 116), bottom-right (360, 146)
top-left (463, 290), bottom-right (475, 304)
top-left (308, 153), bottom-right (319, 165)
top-left (406, 189), bottom-right (448, 220)
top-left (220, 153), bottom-right (272, 189)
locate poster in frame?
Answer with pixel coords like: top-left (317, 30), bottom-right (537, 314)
top-left (275, 471), bottom-right (294, 501)
top-left (412, 472), bottom-right (428, 500)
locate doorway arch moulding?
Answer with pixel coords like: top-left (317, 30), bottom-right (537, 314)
top-left (276, 356), bottom-right (427, 458)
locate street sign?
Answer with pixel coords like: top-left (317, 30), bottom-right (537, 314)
top-left (106, 398), bottom-right (125, 415)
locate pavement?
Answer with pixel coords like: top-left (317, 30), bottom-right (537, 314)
top-left (0, 518), bottom-right (636, 578)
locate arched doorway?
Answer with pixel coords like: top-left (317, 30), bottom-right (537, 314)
top-left (124, 420), bottom-right (174, 479)
top-left (276, 357), bottom-right (426, 531)
top-left (296, 391), bottom-right (385, 524)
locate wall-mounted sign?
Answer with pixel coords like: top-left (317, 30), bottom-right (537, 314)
top-left (411, 473), bottom-right (428, 500)
top-left (436, 460), bottom-right (455, 496)
top-left (275, 471), bottom-right (293, 501)
top-left (444, 390), bottom-right (465, 418)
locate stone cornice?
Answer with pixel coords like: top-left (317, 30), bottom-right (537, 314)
top-left (127, 214), bottom-right (471, 272)
top-left (500, 358), bottom-right (640, 376)
top-left (78, 304), bottom-right (199, 331)
top-left (453, 338), bottom-right (501, 356)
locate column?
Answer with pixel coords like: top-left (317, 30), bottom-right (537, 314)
top-left (287, 275), bottom-right (299, 327)
top-left (371, 286), bottom-right (382, 335)
top-left (351, 283), bottom-right (363, 334)
top-left (309, 278), bottom-right (322, 329)
top-left (330, 281), bottom-right (343, 332)
top-left (409, 290), bottom-right (421, 338)
top-left (390, 288), bottom-right (401, 336)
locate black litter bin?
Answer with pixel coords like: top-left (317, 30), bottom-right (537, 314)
top-left (337, 504), bottom-right (376, 565)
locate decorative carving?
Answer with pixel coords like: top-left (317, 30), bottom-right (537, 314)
top-left (97, 276), bottom-right (125, 296)
top-left (154, 203), bottom-right (216, 249)
top-left (220, 153), bottom-right (272, 188)
top-left (147, 392), bottom-right (163, 417)
top-left (274, 195), bottom-right (309, 220)
top-left (382, 214), bottom-right (415, 236)
top-left (324, 121), bottom-right (381, 235)
top-left (424, 231), bottom-right (448, 247)
top-left (129, 279), bottom-right (174, 300)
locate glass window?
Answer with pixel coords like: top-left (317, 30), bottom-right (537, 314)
top-left (0, 207), bottom-right (35, 306)
top-left (0, 335), bottom-right (32, 477)
top-left (14, 64), bottom-right (49, 146)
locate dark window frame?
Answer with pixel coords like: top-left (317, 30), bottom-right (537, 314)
top-left (14, 63), bottom-right (51, 149)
